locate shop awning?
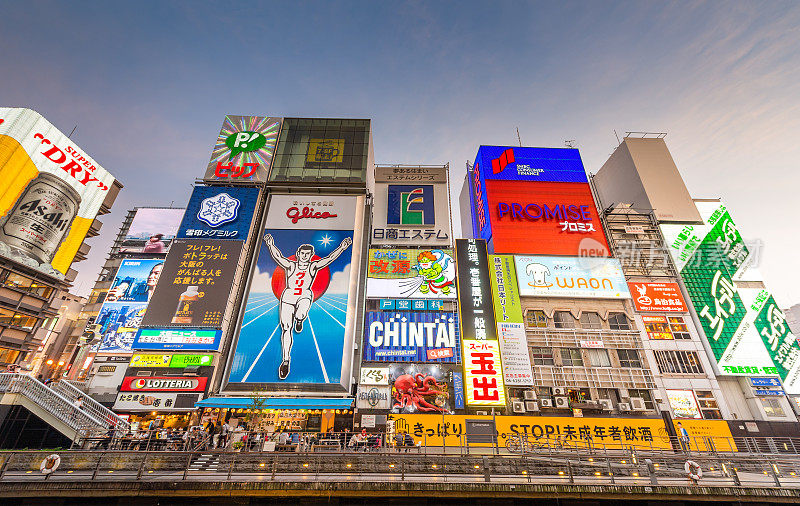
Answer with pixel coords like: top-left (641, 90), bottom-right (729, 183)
top-left (195, 396), bottom-right (353, 410)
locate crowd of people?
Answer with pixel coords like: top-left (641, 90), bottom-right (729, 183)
top-left (85, 424), bottom-right (420, 453)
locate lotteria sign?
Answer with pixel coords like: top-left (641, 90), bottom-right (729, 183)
top-left (121, 376), bottom-right (207, 392)
top-left (363, 311), bottom-right (460, 363)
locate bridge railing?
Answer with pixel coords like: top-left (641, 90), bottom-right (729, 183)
top-left (50, 378), bottom-right (129, 434)
top-left (0, 374), bottom-right (112, 439)
top-left (1, 448), bottom-right (800, 489)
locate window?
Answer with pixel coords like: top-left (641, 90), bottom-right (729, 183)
top-left (530, 347), bottom-right (554, 366)
top-left (526, 310), bottom-right (548, 328)
top-left (617, 349), bottom-right (642, 368)
top-left (1, 271), bottom-right (53, 298)
top-left (628, 389), bottom-right (655, 411)
top-left (560, 348), bottom-right (583, 367)
top-left (608, 313), bottom-right (631, 330)
top-left (553, 311), bottom-right (575, 329)
top-left (654, 350), bottom-right (705, 374)
top-left (0, 347), bottom-right (20, 364)
top-left (668, 316), bottom-right (691, 339)
top-left (579, 312), bottom-right (602, 329)
top-left (695, 391), bottom-right (722, 419)
top-left (761, 398), bottom-right (786, 417)
top-left (587, 348), bottom-right (611, 367)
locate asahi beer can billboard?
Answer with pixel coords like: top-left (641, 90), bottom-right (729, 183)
top-left (0, 108), bottom-right (117, 279)
top-left (226, 194), bottom-right (365, 391)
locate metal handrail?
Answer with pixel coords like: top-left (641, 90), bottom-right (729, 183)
top-left (0, 374), bottom-right (112, 437)
top-left (52, 378), bottom-right (129, 432)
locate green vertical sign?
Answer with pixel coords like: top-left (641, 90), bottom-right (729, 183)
top-left (489, 255), bottom-right (523, 324)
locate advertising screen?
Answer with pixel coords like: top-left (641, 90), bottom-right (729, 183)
top-left (113, 391), bottom-right (200, 412)
top-left (470, 146), bottom-right (592, 250)
top-left (132, 328), bottom-right (222, 351)
top-left (0, 108), bottom-right (117, 279)
top-left (129, 353), bottom-right (213, 368)
top-left (628, 282), bottom-right (688, 312)
top-left (227, 194), bottom-right (363, 389)
top-left (661, 201), bottom-right (800, 393)
top-left (462, 340), bottom-right (506, 407)
top-left (482, 180), bottom-right (610, 256)
top-left (140, 239), bottom-right (243, 329)
top-left (120, 208), bottom-right (185, 254)
top-left (366, 248), bottom-right (456, 299)
top-left (455, 239), bottom-right (498, 341)
top-left (363, 311), bottom-right (460, 363)
top-left (514, 256), bottom-right (630, 299)
top-left (372, 166), bottom-right (451, 246)
top-left (177, 186), bottom-right (260, 241)
top-left (121, 376), bottom-right (208, 392)
top-left (387, 363), bottom-right (463, 413)
top-left (666, 390), bottom-right (702, 419)
top-left (96, 258), bottom-right (164, 353)
top-left (489, 255), bottom-right (534, 386)
top-left (204, 116), bottom-right (282, 182)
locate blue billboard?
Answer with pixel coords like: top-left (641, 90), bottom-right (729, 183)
top-left (469, 146), bottom-right (588, 243)
top-left (132, 328), bottom-right (223, 351)
top-left (177, 186), bottom-right (260, 240)
top-left (363, 311), bottom-right (461, 363)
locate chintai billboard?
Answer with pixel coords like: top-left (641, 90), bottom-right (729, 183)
top-left (363, 311), bottom-right (461, 363)
top-left (226, 194), bottom-right (365, 391)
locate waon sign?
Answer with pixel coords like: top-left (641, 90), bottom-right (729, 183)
top-left (628, 282), bottom-right (688, 312)
top-left (456, 239), bottom-right (506, 406)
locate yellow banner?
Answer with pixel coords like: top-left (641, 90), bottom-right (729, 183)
top-left (130, 354), bottom-right (172, 368)
top-left (389, 414), bottom-right (736, 451)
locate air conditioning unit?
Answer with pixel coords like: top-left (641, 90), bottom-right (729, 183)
top-left (598, 399), bottom-right (614, 411)
top-left (618, 402), bottom-right (631, 412)
top-left (553, 387), bottom-right (566, 396)
top-left (476, 410), bottom-right (489, 416)
top-left (512, 401), bottom-right (525, 414)
top-left (555, 396), bottom-right (569, 408)
top-left (525, 401), bottom-right (539, 412)
top-left (539, 398), bottom-right (553, 408)
top-left (630, 397), bottom-right (647, 411)
top-left (523, 390), bottom-right (537, 401)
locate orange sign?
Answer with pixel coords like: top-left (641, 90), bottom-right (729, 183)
top-left (628, 282), bottom-right (688, 312)
top-left (484, 180), bottom-right (610, 256)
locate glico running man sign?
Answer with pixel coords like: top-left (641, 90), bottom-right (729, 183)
top-left (227, 194), bottom-right (364, 391)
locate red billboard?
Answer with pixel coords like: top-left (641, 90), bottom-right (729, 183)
top-left (121, 376), bottom-right (207, 392)
top-left (628, 282), bottom-right (688, 312)
top-left (484, 180), bottom-right (610, 256)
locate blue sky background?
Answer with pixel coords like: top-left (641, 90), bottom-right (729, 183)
top-left (3, 1), bottom-right (800, 305)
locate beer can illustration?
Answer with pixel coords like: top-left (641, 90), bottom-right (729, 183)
top-left (0, 173), bottom-right (81, 266)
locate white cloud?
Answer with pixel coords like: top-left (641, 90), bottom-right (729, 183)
top-left (249, 265), bottom-right (273, 294)
top-left (327, 269), bottom-right (351, 295)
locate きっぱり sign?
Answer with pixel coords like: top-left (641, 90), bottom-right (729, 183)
top-left (628, 282), bottom-right (688, 312)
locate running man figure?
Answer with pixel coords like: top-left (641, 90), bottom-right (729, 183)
top-left (263, 233), bottom-right (352, 380)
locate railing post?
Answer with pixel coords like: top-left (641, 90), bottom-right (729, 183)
top-left (769, 463), bottom-right (781, 487)
top-left (483, 456), bottom-right (490, 482)
top-left (0, 452), bottom-right (13, 479)
top-left (606, 456), bottom-right (615, 484)
top-left (182, 452), bottom-right (192, 480)
top-left (730, 464), bottom-right (741, 486)
top-left (136, 452), bottom-right (149, 480)
top-left (91, 451), bottom-right (105, 480)
top-left (567, 459), bottom-right (574, 483)
top-left (227, 452), bottom-right (236, 481)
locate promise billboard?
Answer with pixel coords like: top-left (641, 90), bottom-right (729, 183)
top-left (0, 108), bottom-right (117, 279)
